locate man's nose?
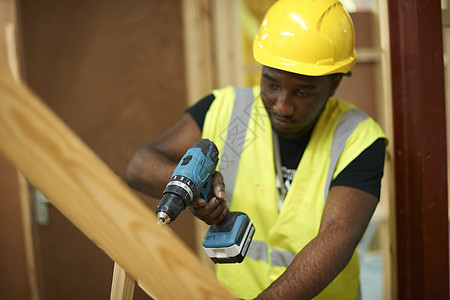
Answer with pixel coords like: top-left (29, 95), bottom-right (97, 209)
top-left (273, 92), bottom-right (294, 116)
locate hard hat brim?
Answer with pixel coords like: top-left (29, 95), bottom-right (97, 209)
top-left (253, 37), bottom-right (357, 76)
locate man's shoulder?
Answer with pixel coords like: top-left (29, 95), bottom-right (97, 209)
top-left (325, 97), bottom-right (358, 113)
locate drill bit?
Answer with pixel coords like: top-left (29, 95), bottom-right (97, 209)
top-left (156, 211), bottom-right (170, 225)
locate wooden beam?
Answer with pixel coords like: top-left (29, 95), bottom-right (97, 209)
top-left (110, 263), bottom-right (135, 300)
top-left (443, 9), bottom-right (450, 27)
top-left (372, 1), bottom-right (396, 298)
top-left (211, 0), bottom-right (242, 87)
top-left (355, 48), bottom-right (381, 63)
top-left (0, 62), bottom-right (234, 300)
top-left (388, 0), bottom-right (449, 299)
top-left (182, 0), bottom-right (214, 105)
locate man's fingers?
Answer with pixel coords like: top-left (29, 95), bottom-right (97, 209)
top-left (190, 197), bottom-right (218, 217)
top-left (218, 198), bottom-right (227, 208)
top-left (202, 199), bottom-right (228, 223)
top-left (191, 197), bottom-right (206, 208)
top-left (205, 209), bottom-right (227, 224)
top-left (189, 196), bottom-right (228, 224)
top-left (212, 171), bottom-right (224, 183)
top-left (212, 171), bottom-right (226, 199)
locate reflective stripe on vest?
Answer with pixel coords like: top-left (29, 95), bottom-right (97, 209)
top-left (218, 88), bottom-right (255, 207)
top-left (222, 88), bottom-right (369, 268)
top-left (324, 108), bottom-right (369, 200)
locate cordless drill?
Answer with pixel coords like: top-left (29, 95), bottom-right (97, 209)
top-left (156, 139), bottom-right (255, 263)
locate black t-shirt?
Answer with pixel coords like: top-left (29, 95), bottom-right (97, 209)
top-left (187, 94), bottom-right (385, 198)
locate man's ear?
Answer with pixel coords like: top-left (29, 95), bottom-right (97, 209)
top-left (330, 74), bottom-right (344, 96)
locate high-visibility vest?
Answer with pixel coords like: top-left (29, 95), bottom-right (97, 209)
top-left (202, 86), bottom-right (387, 299)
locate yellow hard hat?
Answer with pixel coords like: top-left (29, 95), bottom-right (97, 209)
top-left (253, 0), bottom-right (356, 76)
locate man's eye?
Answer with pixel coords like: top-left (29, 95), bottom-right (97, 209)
top-left (266, 83), bottom-right (278, 91)
top-left (296, 90), bottom-right (311, 97)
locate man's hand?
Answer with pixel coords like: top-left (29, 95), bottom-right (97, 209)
top-left (189, 171), bottom-right (228, 224)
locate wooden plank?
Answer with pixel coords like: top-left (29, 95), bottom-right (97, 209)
top-left (355, 48), bottom-right (381, 63)
top-left (372, 1), bottom-right (396, 299)
top-left (211, 0), bottom-right (242, 87)
top-left (0, 62), bottom-right (234, 300)
top-left (182, 0), bottom-right (215, 105)
top-left (110, 263), bottom-right (135, 300)
top-left (444, 20), bottom-right (450, 206)
top-left (443, 9), bottom-right (450, 27)
top-left (387, 0), bottom-right (449, 299)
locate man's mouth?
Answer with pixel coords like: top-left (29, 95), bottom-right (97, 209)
top-left (272, 114), bottom-right (292, 127)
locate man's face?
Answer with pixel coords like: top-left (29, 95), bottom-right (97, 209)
top-left (260, 66), bottom-right (341, 139)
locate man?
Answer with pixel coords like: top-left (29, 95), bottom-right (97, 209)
top-left (126, 0), bottom-right (387, 299)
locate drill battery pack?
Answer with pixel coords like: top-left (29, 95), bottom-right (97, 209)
top-left (202, 212), bottom-right (255, 264)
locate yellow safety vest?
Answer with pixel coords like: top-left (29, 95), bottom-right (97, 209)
top-left (202, 86), bottom-right (386, 300)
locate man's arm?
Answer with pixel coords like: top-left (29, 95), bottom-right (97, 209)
top-left (126, 113), bottom-right (202, 198)
top-left (126, 113), bottom-right (228, 222)
top-left (255, 186), bottom-right (378, 300)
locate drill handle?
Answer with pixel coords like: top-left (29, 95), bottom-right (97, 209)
top-left (198, 177), bottom-right (215, 204)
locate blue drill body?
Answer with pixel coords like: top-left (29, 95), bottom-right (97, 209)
top-left (156, 139), bottom-right (255, 264)
top-left (156, 139), bottom-right (218, 224)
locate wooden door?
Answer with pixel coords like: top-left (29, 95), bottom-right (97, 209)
top-left (19, 0), bottom-right (194, 298)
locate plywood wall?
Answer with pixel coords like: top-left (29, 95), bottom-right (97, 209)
top-left (19, 0), bottom-right (192, 298)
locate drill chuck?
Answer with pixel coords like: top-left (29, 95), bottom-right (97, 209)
top-left (156, 175), bottom-right (197, 223)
